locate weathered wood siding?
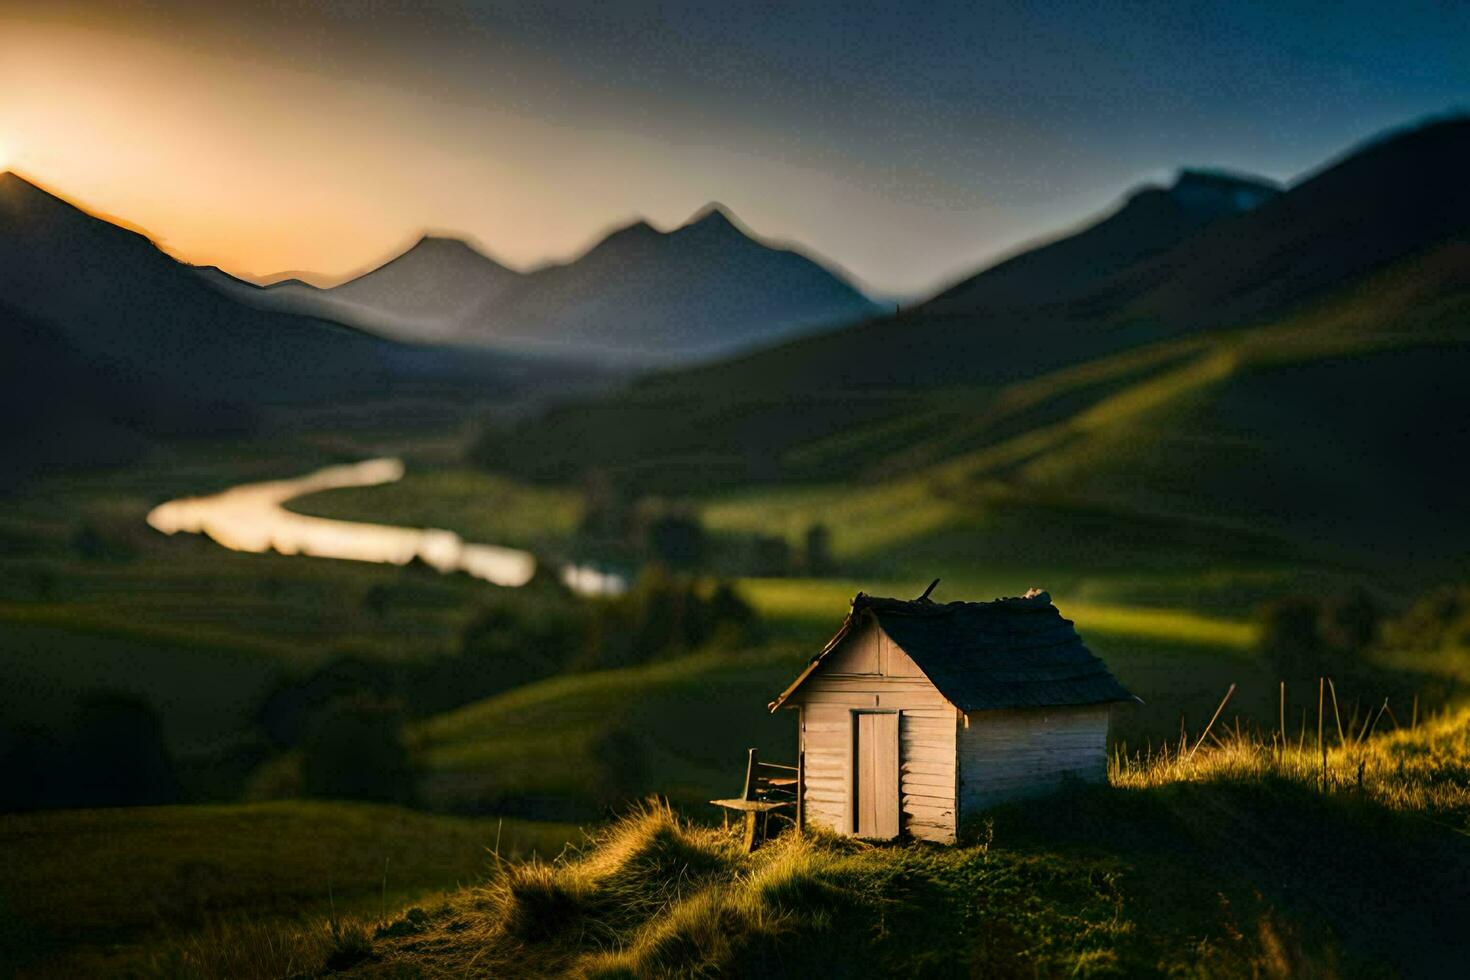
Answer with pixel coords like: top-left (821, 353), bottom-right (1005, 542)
top-left (955, 705), bottom-right (1110, 820)
top-left (791, 615), bottom-right (959, 843)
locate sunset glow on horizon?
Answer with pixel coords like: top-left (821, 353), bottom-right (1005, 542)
top-left (2, 1), bottom-right (1465, 294)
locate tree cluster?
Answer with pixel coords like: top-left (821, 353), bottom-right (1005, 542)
top-left (1256, 590), bottom-right (1380, 682)
top-left (0, 693), bottom-right (178, 811)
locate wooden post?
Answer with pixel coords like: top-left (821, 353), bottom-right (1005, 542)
top-left (1412, 693), bottom-right (1419, 730)
top-left (796, 748), bottom-right (805, 837)
top-left (1317, 678), bottom-right (1326, 790)
top-left (1278, 681), bottom-right (1285, 746)
top-left (740, 748), bottom-right (758, 800)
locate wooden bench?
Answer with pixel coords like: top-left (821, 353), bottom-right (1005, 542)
top-left (710, 748), bottom-right (802, 852)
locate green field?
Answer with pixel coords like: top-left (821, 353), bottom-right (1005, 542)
top-left (0, 438), bottom-right (545, 802)
top-left (0, 801), bottom-right (579, 976)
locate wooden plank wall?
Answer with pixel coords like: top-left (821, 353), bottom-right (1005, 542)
top-left (792, 616), bottom-right (959, 843)
top-left (955, 704), bottom-right (1110, 820)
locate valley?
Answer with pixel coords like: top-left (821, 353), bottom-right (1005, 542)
top-left (3, 111), bottom-right (1469, 977)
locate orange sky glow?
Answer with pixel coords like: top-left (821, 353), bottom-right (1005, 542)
top-left (3, 3), bottom-right (1464, 295)
top-left (1, 11), bottom-right (980, 292)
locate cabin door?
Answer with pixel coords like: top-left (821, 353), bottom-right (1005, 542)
top-left (852, 711), bottom-right (900, 839)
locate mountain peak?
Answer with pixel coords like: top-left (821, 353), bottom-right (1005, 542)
top-left (408, 233), bottom-right (484, 255)
top-left (413, 233), bottom-right (471, 248)
top-left (0, 170), bottom-right (53, 203)
top-left (383, 233), bottom-right (515, 276)
top-left (676, 204), bottom-right (756, 248)
top-left (605, 217), bottom-right (660, 241)
top-left (1168, 168), bottom-right (1280, 215)
top-left (687, 202), bottom-right (738, 228)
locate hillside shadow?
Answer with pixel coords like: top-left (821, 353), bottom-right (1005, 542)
top-left (980, 776), bottom-right (1470, 976)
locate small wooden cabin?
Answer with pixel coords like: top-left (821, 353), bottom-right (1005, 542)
top-left (769, 588), bottom-right (1133, 843)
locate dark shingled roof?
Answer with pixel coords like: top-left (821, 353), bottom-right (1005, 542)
top-left (770, 590), bottom-right (1135, 712)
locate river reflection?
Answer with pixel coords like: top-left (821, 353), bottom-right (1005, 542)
top-left (146, 458), bottom-right (625, 595)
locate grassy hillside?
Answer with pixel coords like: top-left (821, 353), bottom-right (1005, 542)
top-left (688, 244), bottom-right (1470, 578)
top-left (0, 801), bottom-right (578, 976)
top-left (244, 708), bottom-right (1470, 978)
top-left (295, 250), bottom-right (1470, 606)
top-left (410, 645), bottom-right (803, 818)
top-left (474, 121), bottom-right (1470, 494)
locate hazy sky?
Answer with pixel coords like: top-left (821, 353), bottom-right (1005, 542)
top-left (1, 1), bottom-right (1465, 296)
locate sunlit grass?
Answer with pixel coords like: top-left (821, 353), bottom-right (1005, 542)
top-left (1062, 600), bottom-right (1256, 649)
top-left (365, 799), bottom-right (1135, 978)
top-left (1111, 705), bottom-right (1470, 820)
top-left (735, 576), bottom-right (1256, 648)
top-left (701, 479), bottom-right (959, 559)
top-left (373, 701), bottom-right (1470, 978)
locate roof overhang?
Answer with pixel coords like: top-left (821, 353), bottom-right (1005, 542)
top-left (766, 606), bottom-right (863, 712)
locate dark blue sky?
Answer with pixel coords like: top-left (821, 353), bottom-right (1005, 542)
top-left (3, 1), bottom-right (1465, 293)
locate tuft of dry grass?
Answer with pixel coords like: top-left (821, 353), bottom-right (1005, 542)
top-left (362, 800), bottom-right (871, 977)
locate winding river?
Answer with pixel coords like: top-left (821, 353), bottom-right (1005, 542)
top-left (146, 458), bottom-right (625, 596)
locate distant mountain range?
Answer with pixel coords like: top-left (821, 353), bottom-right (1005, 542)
top-left (586, 116), bottom-right (1470, 397)
top-left (199, 205), bottom-right (882, 363)
top-left (0, 173), bottom-right (394, 404)
top-left (8, 112), bottom-right (1469, 535)
top-left (196, 235), bottom-right (523, 345)
top-left (0, 174), bottom-right (597, 484)
top-left (479, 115), bottom-right (1470, 568)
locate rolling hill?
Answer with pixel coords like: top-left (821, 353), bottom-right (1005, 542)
top-left (0, 303), bottom-right (231, 488)
top-left (0, 801), bottom-right (576, 976)
top-left (199, 204), bottom-right (882, 363)
top-left (924, 168), bottom-right (1280, 314)
top-left (473, 116), bottom-right (1470, 571)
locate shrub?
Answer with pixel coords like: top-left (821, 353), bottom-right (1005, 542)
top-left (491, 862), bottom-right (589, 943)
top-left (640, 509), bottom-right (706, 569)
top-left (581, 568), bottom-right (759, 669)
top-left (803, 522), bottom-right (834, 575)
top-left (68, 693), bottom-right (179, 807)
top-left (1380, 583), bottom-right (1470, 657)
top-left (459, 601), bottom-right (584, 691)
top-left (300, 695), bottom-right (416, 805)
